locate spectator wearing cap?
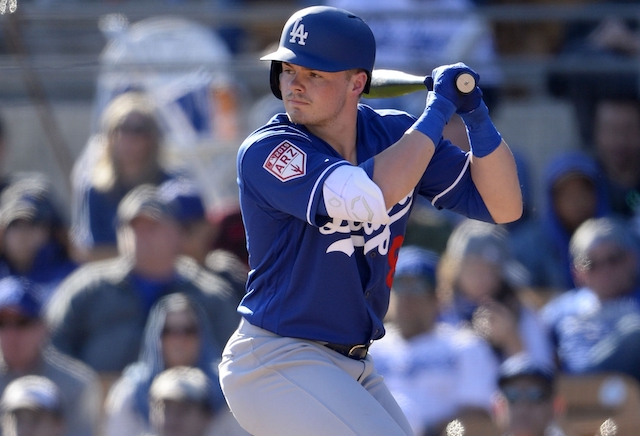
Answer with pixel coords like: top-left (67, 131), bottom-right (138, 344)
top-left (46, 184), bottom-right (240, 373)
top-left (1, 375), bottom-right (65, 436)
top-left (103, 293), bottom-right (248, 436)
top-left (0, 175), bottom-right (77, 304)
top-left (437, 219), bottom-right (554, 367)
top-left (158, 177), bottom-right (248, 305)
top-left (147, 366), bottom-right (217, 436)
top-left (493, 353), bottom-right (566, 436)
top-left (509, 151), bottom-right (611, 295)
top-left (369, 246), bottom-right (500, 436)
top-left (541, 216), bottom-right (640, 382)
top-left (70, 91), bottom-right (176, 263)
top-left (0, 276), bottom-right (100, 436)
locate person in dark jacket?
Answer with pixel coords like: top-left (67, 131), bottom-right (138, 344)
top-left (46, 184), bottom-right (240, 373)
top-left (509, 150), bottom-right (611, 293)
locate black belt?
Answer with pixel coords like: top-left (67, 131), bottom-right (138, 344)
top-left (321, 342), bottom-right (370, 360)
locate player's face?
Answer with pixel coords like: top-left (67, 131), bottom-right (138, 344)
top-left (161, 309), bottom-right (200, 368)
top-left (3, 409), bottom-right (65, 436)
top-left (500, 377), bottom-right (554, 436)
top-left (0, 310), bottom-right (47, 372)
top-left (551, 175), bottom-right (597, 234)
top-left (279, 63), bottom-right (354, 127)
top-left (576, 241), bottom-right (637, 300)
top-left (151, 399), bottom-right (211, 436)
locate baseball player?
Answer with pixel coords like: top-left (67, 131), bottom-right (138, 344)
top-left (218, 6), bottom-right (522, 436)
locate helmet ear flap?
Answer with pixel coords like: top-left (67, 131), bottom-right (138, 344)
top-left (269, 61), bottom-right (283, 100)
top-left (363, 71), bottom-right (371, 95)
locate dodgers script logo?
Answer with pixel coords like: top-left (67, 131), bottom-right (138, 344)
top-left (289, 17), bottom-right (308, 45)
top-left (263, 140), bottom-right (307, 182)
top-left (320, 194), bottom-right (414, 257)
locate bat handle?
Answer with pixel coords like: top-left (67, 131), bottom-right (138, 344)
top-left (424, 72), bottom-right (476, 95)
top-left (455, 72), bottom-right (476, 95)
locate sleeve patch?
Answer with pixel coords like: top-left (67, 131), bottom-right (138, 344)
top-left (263, 140), bottom-right (307, 182)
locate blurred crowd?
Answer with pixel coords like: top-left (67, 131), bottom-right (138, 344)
top-left (0, 0), bottom-right (639, 436)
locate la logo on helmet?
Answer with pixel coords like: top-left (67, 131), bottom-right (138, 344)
top-left (289, 18), bottom-right (308, 46)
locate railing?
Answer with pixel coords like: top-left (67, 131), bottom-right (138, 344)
top-left (0, 2), bottom-right (638, 101)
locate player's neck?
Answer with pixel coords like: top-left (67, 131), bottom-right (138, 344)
top-left (307, 117), bottom-right (358, 164)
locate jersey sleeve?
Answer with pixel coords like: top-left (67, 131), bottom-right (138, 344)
top-left (417, 140), bottom-right (494, 223)
top-left (238, 134), bottom-right (348, 227)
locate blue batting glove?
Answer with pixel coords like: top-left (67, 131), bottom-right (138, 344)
top-left (410, 85), bottom-right (456, 147)
top-left (431, 62), bottom-right (481, 113)
top-left (460, 100), bottom-right (502, 158)
top-left (457, 84), bottom-right (483, 115)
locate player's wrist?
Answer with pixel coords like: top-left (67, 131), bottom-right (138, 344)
top-left (409, 91), bottom-right (456, 147)
top-left (460, 100), bottom-right (502, 158)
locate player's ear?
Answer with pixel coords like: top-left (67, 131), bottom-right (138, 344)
top-left (349, 69), bottom-right (368, 96)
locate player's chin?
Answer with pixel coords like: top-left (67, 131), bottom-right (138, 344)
top-left (286, 108), bottom-right (310, 125)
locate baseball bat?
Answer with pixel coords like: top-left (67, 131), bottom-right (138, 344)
top-left (365, 69), bottom-right (476, 99)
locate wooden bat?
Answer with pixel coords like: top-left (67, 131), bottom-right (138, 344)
top-left (365, 69), bottom-right (476, 99)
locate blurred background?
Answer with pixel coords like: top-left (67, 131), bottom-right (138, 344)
top-left (0, 0), bottom-right (636, 223)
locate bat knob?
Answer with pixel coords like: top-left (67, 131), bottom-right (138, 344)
top-left (455, 72), bottom-right (476, 94)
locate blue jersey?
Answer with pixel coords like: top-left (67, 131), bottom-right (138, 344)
top-left (237, 104), bottom-right (493, 345)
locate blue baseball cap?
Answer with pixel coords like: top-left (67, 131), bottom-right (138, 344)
top-left (158, 177), bottom-right (207, 224)
top-left (0, 277), bottom-right (43, 319)
top-left (117, 184), bottom-right (180, 226)
top-left (0, 176), bottom-right (60, 227)
top-left (392, 246), bottom-right (439, 294)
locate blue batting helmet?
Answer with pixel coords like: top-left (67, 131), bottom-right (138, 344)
top-left (261, 6), bottom-right (376, 100)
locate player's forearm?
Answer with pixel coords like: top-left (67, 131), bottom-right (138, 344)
top-left (372, 129), bottom-right (436, 208)
top-left (470, 141), bottom-right (523, 224)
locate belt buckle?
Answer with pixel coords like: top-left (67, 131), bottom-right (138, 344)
top-left (347, 344), bottom-right (368, 360)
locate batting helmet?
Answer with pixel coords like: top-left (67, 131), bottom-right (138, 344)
top-left (261, 6), bottom-right (376, 100)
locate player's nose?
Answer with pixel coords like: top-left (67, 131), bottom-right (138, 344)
top-left (283, 72), bottom-right (305, 94)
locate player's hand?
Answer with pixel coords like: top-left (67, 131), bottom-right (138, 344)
top-left (426, 62), bottom-right (482, 114)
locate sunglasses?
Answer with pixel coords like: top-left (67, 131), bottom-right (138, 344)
top-left (0, 317), bottom-right (37, 330)
top-left (115, 121), bottom-right (157, 135)
top-left (502, 386), bottom-right (551, 404)
top-left (583, 250), bottom-right (627, 272)
top-left (161, 325), bottom-right (199, 338)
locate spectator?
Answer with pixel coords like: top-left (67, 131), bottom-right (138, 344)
top-left (147, 366), bottom-right (217, 436)
top-left (509, 150), bottom-right (610, 294)
top-left (0, 175), bottom-right (77, 304)
top-left (541, 216), bottom-right (640, 382)
top-left (158, 177), bottom-right (248, 304)
top-left (0, 276), bottom-right (100, 436)
top-left (438, 219), bottom-right (554, 366)
top-left (492, 353), bottom-right (566, 436)
top-left (370, 246), bottom-right (499, 436)
top-left (0, 375), bottom-right (66, 436)
top-left (70, 90), bottom-right (174, 262)
top-left (46, 184), bottom-right (240, 373)
top-left (103, 292), bottom-right (247, 436)
top-left (591, 96), bottom-right (640, 218)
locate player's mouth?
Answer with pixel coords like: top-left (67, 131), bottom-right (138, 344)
top-left (285, 94), bottom-right (310, 106)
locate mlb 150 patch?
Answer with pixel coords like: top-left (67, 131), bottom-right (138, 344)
top-left (263, 141), bottom-right (307, 182)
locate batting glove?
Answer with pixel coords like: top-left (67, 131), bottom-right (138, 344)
top-left (429, 62), bottom-right (481, 113)
top-left (460, 100), bottom-right (502, 158)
